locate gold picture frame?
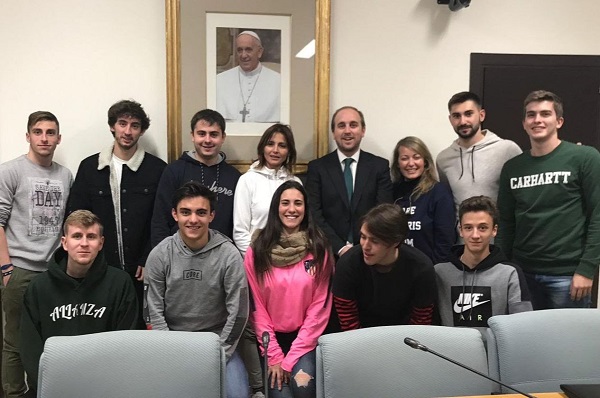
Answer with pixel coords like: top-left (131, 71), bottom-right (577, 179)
top-left (165, 0), bottom-right (331, 173)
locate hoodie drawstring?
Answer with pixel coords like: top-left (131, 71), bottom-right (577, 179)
top-left (470, 146), bottom-right (475, 181)
top-left (460, 262), bottom-right (478, 321)
top-left (458, 147), bottom-right (464, 180)
top-left (457, 146), bottom-right (476, 182)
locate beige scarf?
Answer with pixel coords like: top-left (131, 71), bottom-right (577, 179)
top-left (270, 231), bottom-right (309, 267)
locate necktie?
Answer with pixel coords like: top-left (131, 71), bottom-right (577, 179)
top-left (343, 158), bottom-right (355, 243)
top-left (343, 158), bottom-right (354, 202)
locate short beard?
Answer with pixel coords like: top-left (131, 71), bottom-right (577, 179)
top-left (454, 124), bottom-right (479, 140)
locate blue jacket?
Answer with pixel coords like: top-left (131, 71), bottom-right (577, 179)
top-left (151, 152), bottom-right (241, 246)
top-left (393, 179), bottom-right (456, 263)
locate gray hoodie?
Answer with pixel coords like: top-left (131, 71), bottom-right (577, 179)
top-left (434, 245), bottom-right (532, 331)
top-left (144, 229), bottom-right (248, 360)
top-left (436, 130), bottom-right (521, 211)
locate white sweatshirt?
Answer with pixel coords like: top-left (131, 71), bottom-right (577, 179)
top-left (233, 161), bottom-right (301, 256)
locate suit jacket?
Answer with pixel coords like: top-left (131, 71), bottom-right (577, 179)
top-left (306, 150), bottom-right (393, 254)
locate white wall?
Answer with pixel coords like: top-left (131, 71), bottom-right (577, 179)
top-left (0, 1), bottom-right (167, 173)
top-left (330, 0), bottom-right (600, 160)
top-left (2, 0), bottom-right (600, 170)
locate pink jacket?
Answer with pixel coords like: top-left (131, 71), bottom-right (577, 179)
top-left (244, 247), bottom-right (332, 372)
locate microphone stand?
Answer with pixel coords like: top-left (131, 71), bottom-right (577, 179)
top-left (404, 337), bottom-right (536, 398)
top-left (262, 332), bottom-right (270, 398)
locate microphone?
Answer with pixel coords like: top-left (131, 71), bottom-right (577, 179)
top-left (403, 337), bottom-right (536, 398)
top-left (262, 331), bottom-right (270, 349)
top-left (404, 337), bottom-right (426, 351)
top-left (262, 332), bottom-right (270, 398)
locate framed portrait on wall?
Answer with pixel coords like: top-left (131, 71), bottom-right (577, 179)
top-left (165, 0), bottom-right (330, 173)
top-left (206, 13), bottom-right (291, 135)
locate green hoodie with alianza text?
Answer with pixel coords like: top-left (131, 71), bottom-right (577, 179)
top-left (20, 248), bottom-right (138, 390)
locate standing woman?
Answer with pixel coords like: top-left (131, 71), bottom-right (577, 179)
top-left (244, 181), bottom-right (333, 398)
top-left (391, 136), bottom-right (456, 263)
top-left (234, 124), bottom-right (300, 397)
top-left (234, 123), bottom-right (301, 257)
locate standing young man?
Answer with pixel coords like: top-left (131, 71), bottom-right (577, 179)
top-left (20, 210), bottom-right (138, 394)
top-left (435, 196), bottom-right (532, 329)
top-left (437, 92), bottom-right (522, 212)
top-left (67, 100), bottom-right (166, 327)
top-left (496, 90), bottom-right (600, 309)
top-left (145, 182), bottom-right (249, 398)
top-left (333, 204), bottom-right (436, 330)
top-left (306, 106), bottom-right (393, 258)
top-left (0, 111), bottom-right (73, 397)
top-left (151, 109), bottom-right (240, 245)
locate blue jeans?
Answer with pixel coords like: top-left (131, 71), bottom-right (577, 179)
top-left (226, 350), bottom-right (249, 398)
top-left (525, 273), bottom-right (591, 310)
top-left (268, 350), bottom-right (316, 398)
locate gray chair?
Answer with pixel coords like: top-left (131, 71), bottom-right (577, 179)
top-left (487, 308), bottom-right (600, 393)
top-left (37, 330), bottom-right (225, 398)
top-left (316, 325), bottom-right (493, 398)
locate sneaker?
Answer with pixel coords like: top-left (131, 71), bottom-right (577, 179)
top-left (251, 392), bottom-right (265, 398)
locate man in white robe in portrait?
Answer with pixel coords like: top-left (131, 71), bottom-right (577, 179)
top-left (216, 30), bottom-right (281, 123)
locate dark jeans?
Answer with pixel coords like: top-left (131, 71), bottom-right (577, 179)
top-left (2, 267), bottom-right (39, 397)
top-left (267, 331), bottom-right (316, 398)
top-left (525, 273), bottom-right (591, 310)
top-left (238, 323), bottom-right (263, 391)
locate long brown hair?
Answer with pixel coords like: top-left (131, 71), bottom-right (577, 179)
top-left (256, 124), bottom-right (297, 173)
top-left (251, 181), bottom-right (332, 283)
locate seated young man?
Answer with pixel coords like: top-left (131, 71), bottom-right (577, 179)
top-left (333, 203), bottom-right (436, 330)
top-left (20, 210), bottom-right (138, 392)
top-left (435, 196), bottom-right (532, 329)
top-left (144, 181), bottom-right (249, 398)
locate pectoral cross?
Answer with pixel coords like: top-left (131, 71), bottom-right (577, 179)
top-left (239, 106), bottom-right (250, 122)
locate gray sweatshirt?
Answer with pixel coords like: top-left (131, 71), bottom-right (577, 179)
top-left (436, 130), bottom-right (521, 211)
top-left (435, 245), bottom-right (532, 331)
top-left (0, 155), bottom-right (73, 272)
top-left (144, 229), bottom-right (248, 359)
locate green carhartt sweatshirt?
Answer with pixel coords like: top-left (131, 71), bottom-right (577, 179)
top-left (497, 141), bottom-right (600, 278)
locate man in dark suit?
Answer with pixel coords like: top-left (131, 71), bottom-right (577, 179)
top-left (306, 106), bottom-right (393, 258)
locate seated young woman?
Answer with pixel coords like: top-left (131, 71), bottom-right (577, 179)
top-left (244, 180), bottom-right (333, 398)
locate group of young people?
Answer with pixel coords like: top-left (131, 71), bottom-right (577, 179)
top-left (1, 87), bottom-right (598, 398)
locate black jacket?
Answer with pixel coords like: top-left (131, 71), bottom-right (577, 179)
top-left (306, 150), bottom-right (393, 253)
top-left (67, 146), bottom-right (166, 270)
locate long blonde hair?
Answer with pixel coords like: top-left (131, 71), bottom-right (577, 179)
top-left (391, 136), bottom-right (438, 200)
